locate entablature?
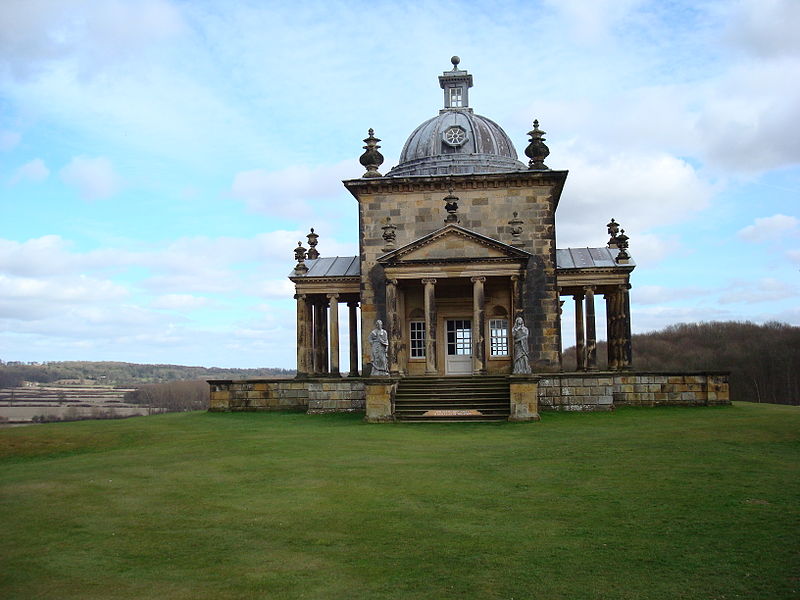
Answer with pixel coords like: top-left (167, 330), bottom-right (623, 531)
top-left (343, 169), bottom-right (568, 206)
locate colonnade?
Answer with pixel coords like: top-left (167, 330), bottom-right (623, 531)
top-left (570, 284), bottom-right (632, 371)
top-left (295, 293), bottom-right (360, 377)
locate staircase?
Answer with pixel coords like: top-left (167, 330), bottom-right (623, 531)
top-left (394, 376), bottom-right (510, 422)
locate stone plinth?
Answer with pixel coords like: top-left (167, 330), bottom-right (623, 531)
top-left (364, 378), bottom-right (398, 423)
top-left (509, 375), bottom-right (541, 422)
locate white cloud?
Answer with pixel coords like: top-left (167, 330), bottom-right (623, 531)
top-left (11, 158), bottom-right (49, 183)
top-left (786, 249), bottom-right (800, 266)
top-left (0, 273), bottom-right (128, 320)
top-left (555, 149), bottom-right (714, 248)
top-left (542, 0), bottom-right (643, 44)
top-left (738, 214), bottom-right (799, 242)
top-left (0, 130), bottom-right (21, 151)
top-left (0, 0), bottom-right (185, 80)
top-left (253, 279), bottom-right (296, 299)
top-left (230, 160), bottom-right (358, 217)
top-left (722, 277), bottom-right (798, 304)
top-left (151, 294), bottom-right (212, 310)
top-left (60, 156), bottom-right (121, 200)
top-left (724, 0), bottom-right (800, 59)
top-left (0, 235), bottom-right (77, 276)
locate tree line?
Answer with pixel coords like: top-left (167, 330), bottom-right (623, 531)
top-left (124, 380), bottom-right (210, 412)
top-left (0, 360), bottom-right (294, 388)
top-left (564, 321), bottom-right (800, 405)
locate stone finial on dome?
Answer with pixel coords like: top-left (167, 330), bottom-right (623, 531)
top-left (443, 187), bottom-right (460, 224)
top-left (359, 129), bottom-right (384, 178)
top-left (306, 227), bottom-right (320, 259)
top-left (525, 119), bottom-right (550, 170)
top-left (293, 241), bottom-right (308, 273)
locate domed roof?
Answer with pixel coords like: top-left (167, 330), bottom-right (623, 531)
top-left (387, 58), bottom-right (525, 177)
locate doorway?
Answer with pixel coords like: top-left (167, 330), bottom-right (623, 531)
top-left (445, 319), bottom-right (472, 375)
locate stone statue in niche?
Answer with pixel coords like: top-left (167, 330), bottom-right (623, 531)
top-left (512, 316), bottom-right (531, 374)
top-left (369, 320), bottom-right (389, 376)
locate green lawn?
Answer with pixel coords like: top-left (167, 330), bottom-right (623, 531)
top-left (1, 403), bottom-right (798, 599)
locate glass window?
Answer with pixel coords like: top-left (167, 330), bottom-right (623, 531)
top-left (447, 319), bottom-right (472, 355)
top-left (490, 319), bottom-right (509, 357)
top-left (410, 321), bottom-right (425, 358)
top-left (449, 87), bottom-right (463, 107)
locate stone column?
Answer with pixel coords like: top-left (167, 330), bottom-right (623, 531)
top-left (311, 299), bottom-right (320, 374)
top-left (605, 290), bottom-right (619, 371)
top-left (327, 293), bottom-right (340, 376)
top-left (584, 285), bottom-right (598, 371)
top-left (386, 278), bottom-right (400, 375)
top-left (471, 276), bottom-right (487, 375)
top-left (348, 301), bottom-right (359, 376)
top-left (621, 283), bottom-right (633, 369)
top-left (295, 294), bottom-right (312, 377)
top-left (510, 274), bottom-right (522, 320)
top-left (422, 278), bottom-right (437, 375)
top-left (313, 299), bottom-right (329, 374)
top-left (574, 293), bottom-right (585, 371)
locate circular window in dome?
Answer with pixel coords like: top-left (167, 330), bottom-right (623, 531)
top-left (442, 126), bottom-right (468, 147)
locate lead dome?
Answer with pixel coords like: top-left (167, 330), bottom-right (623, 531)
top-left (387, 58), bottom-right (525, 177)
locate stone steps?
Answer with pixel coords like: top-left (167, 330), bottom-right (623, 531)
top-left (395, 376), bottom-right (510, 422)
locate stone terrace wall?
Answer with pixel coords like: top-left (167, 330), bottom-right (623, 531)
top-left (208, 378), bottom-right (365, 413)
top-left (538, 372), bottom-right (730, 412)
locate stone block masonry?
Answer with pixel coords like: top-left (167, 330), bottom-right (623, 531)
top-left (208, 371), bottom-right (729, 416)
top-left (537, 371), bottom-right (730, 411)
top-left (208, 378), bottom-right (365, 413)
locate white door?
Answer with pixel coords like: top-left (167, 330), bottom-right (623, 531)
top-left (446, 319), bottom-right (472, 375)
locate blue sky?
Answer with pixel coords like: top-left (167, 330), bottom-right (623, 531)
top-left (1, 0), bottom-right (798, 369)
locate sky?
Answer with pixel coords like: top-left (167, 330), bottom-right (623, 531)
top-left (1, 0), bottom-right (798, 369)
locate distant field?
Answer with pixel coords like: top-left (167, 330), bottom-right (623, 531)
top-left (1, 403), bottom-right (798, 599)
top-left (0, 385), bottom-right (148, 423)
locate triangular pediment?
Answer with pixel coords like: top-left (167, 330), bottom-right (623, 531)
top-left (379, 225), bottom-right (531, 265)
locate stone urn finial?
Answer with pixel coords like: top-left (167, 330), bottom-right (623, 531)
top-left (615, 229), bottom-right (631, 263)
top-left (525, 119), bottom-right (550, 170)
top-left (443, 187), bottom-right (460, 224)
top-left (607, 218), bottom-right (621, 247)
top-left (306, 227), bottom-right (320, 259)
top-left (360, 128), bottom-right (384, 178)
top-left (293, 241), bottom-right (308, 273)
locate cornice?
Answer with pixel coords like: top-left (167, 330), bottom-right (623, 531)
top-left (342, 169), bottom-right (568, 198)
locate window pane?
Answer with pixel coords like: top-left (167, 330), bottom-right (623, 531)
top-left (490, 319), bottom-right (509, 356)
top-left (450, 87), bottom-right (462, 107)
top-left (410, 321), bottom-right (425, 358)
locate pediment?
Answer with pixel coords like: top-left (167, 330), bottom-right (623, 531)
top-left (379, 225), bottom-right (530, 265)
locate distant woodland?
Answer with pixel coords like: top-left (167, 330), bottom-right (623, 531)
top-left (0, 361), bottom-right (294, 389)
top-left (564, 321), bottom-right (800, 405)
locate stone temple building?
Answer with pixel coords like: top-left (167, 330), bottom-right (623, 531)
top-left (209, 58), bottom-right (730, 420)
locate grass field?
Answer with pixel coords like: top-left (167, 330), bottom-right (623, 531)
top-left (1, 403), bottom-right (798, 599)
